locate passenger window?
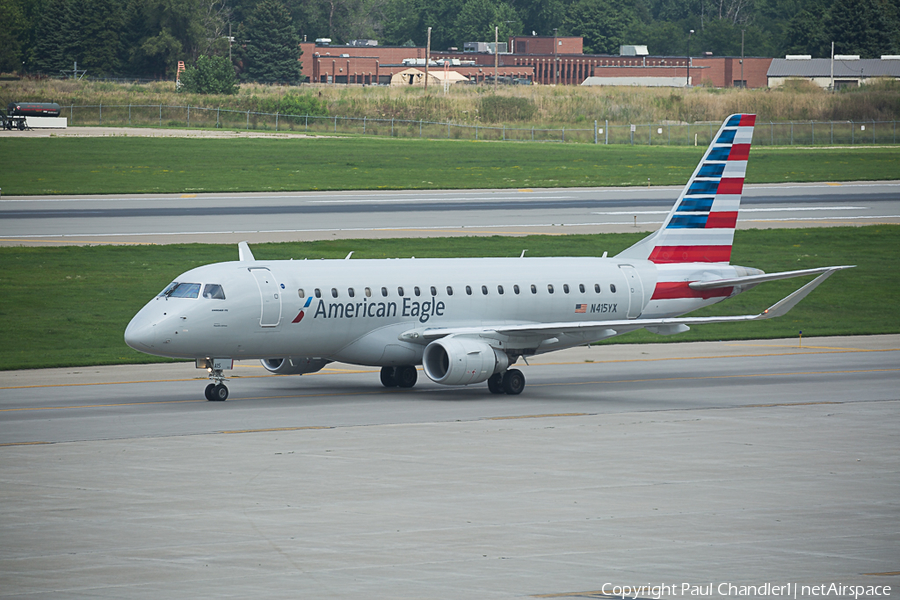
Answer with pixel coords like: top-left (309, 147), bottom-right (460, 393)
top-left (414, 286), bottom-right (421, 296)
top-left (331, 288), bottom-right (339, 298)
top-left (166, 282), bottom-right (201, 298)
top-left (446, 286), bottom-right (453, 296)
top-left (466, 285), bottom-right (472, 295)
top-left (381, 287), bottom-right (388, 297)
top-left (548, 284), bottom-right (554, 294)
top-left (203, 284), bottom-right (225, 300)
top-left (563, 284), bottom-right (570, 294)
top-left (365, 287), bottom-right (372, 297)
top-left (348, 288), bottom-right (355, 298)
top-left (531, 284), bottom-right (537, 294)
top-left (298, 288), bottom-right (305, 298)
top-left (430, 286), bottom-right (437, 296)
top-left (610, 284), bottom-right (617, 293)
top-left (579, 284), bottom-right (585, 293)
top-left (514, 285), bottom-right (520, 295)
top-left (497, 285), bottom-right (504, 295)
top-left (481, 285), bottom-right (488, 295)
top-left (594, 284), bottom-right (601, 293)
top-left (315, 288), bottom-right (322, 298)
top-left (398, 287), bottom-right (404, 297)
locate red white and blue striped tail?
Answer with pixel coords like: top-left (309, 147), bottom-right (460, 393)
top-left (617, 113), bottom-right (756, 264)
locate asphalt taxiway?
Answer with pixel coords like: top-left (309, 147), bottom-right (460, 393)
top-left (1, 182), bottom-right (898, 246)
top-left (2, 335), bottom-right (898, 598)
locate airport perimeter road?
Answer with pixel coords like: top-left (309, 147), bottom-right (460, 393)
top-left (1, 182), bottom-right (898, 246)
top-left (1, 336), bottom-right (898, 599)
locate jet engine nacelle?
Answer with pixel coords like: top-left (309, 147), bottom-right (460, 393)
top-left (422, 337), bottom-right (509, 386)
top-left (261, 357), bottom-right (330, 375)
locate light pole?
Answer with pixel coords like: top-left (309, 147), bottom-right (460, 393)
top-left (740, 29), bottom-right (745, 88)
top-left (494, 25), bottom-right (498, 90)
top-left (686, 29), bottom-right (694, 87)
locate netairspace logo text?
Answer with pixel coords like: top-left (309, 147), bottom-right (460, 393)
top-left (600, 582), bottom-right (892, 599)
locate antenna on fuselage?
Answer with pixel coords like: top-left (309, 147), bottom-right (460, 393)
top-left (238, 241), bottom-right (255, 262)
top-left (520, 249), bottom-right (527, 258)
top-left (345, 251), bottom-right (354, 260)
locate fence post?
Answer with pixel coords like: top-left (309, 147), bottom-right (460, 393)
top-left (128, 104), bottom-right (131, 126)
top-left (687, 123), bottom-right (690, 146)
top-left (246, 110), bottom-right (249, 130)
top-left (71, 104), bottom-right (74, 125)
top-left (503, 124), bottom-right (506, 141)
top-left (531, 126), bottom-right (533, 141)
top-left (276, 112), bottom-right (279, 132)
top-left (419, 119), bottom-right (422, 137)
top-left (392, 118), bottom-right (394, 137)
top-left (187, 105), bottom-right (190, 128)
top-left (831, 120), bottom-right (834, 144)
top-left (476, 124), bottom-right (479, 140)
top-left (605, 120), bottom-right (608, 145)
top-left (790, 121), bottom-right (793, 145)
top-left (159, 104), bottom-right (162, 127)
top-left (363, 115), bottom-right (366, 134)
top-left (873, 119), bottom-right (876, 144)
top-left (771, 122), bottom-right (773, 145)
top-left (217, 108), bottom-right (220, 129)
top-left (851, 120), bottom-right (854, 144)
top-left (305, 114), bottom-right (308, 131)
top-left (811, 121), bottom-right (814, 145)
top-left (594, 120), bottom-right (597, 144)
top-left (334, 115), bottom-right (337, 133)
top-left (649, 124), bottom-right (651, 146)
top-left (562, 127), bottom-right (565, 143)
top-left (99, 102), bottom-right (102, 125)
top-left (447, 120), bottom-right (449, 139)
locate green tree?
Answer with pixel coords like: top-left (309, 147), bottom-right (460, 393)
top-left (70, 0), bottom-right (124, 75)
top-left (0, 0), bottom-right (26, 72)
top-left (563, 0), bottom-right (637, 54)
top-left (452, 0), bottom-right (521, 47)
top-left (825, 0), bottom-right (897, 57)
top-left (243, 0), bottom-right (302, 83)
top-left (179, 54), bottom-right (238, 93)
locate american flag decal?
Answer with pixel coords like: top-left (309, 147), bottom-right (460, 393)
top-left (575, 304), bottom-right (587, 313)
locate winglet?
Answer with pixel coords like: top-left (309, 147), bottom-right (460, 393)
top-left (756, 267), bottom-right (847, 320)
top-left (238, 241), bottom-right (255, 262)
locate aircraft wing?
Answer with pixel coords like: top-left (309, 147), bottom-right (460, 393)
top-left (404, 266), bottom-right (850, 345)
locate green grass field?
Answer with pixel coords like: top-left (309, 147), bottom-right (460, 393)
top-left (0, 136), bottom-right (897, 195)
top-left (1, 226), bottom-right (897, 370)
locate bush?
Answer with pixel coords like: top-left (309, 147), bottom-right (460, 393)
top-left (255, 92), bottom-right (329, 116)
top-left (479, 95), bottom-right (536, 123)
top-left (179, 55), bottom-right (238, 95)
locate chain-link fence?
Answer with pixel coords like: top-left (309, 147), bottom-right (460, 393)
top-left (57, 104), bottom-right (900, 146)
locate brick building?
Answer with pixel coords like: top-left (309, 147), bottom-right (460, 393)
top-left (299, 38), bottom-right (772, 88)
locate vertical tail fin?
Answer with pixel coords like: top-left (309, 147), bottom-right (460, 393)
top-left (616, 113), bottom-right (756, 264)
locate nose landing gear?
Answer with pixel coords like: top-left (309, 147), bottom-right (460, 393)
top-left (205, 369), bottom-right (229, 401)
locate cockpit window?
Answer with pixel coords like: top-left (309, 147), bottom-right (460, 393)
top-left (203, 284), bottom-right (225, 299)
top-left (158, 282), bottom-right (178, 297)
top-left (163, 282), bottom-right (201, 298)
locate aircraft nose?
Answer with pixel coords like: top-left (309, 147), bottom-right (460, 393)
top-left (124, 314), bottom-right (157, 352)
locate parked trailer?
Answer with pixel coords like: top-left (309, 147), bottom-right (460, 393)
top-left (2, 102), bottom-right (61, 130)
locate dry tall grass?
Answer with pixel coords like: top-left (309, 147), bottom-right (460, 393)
top-left (2, 77), bottom-right (898, 126)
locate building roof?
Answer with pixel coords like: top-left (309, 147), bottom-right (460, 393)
top-left (767, 57), bottom-right (900, 78)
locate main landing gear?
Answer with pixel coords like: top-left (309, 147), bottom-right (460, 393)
top-left (487, 369), bottom-right (525, 395)
top-left (380, 365), bottom-right (418, 389)
top-left (205, 369), bottom-right (229, 401)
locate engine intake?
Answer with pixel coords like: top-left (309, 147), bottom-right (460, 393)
top-left (422, 337), bottom-right (509, 386)
top-left (261, 357), bottom-right (330, 375)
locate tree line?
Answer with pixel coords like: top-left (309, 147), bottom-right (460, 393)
top-left (1, 0), bottom-right (897, 81)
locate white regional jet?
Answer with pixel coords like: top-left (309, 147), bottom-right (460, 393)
top-left (125, 114), bottom-right (852, 401)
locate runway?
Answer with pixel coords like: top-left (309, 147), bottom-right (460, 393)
top-left (1, 181), bottom-right (898, 246)
top-left (2, 336), bottom-right (898, 598)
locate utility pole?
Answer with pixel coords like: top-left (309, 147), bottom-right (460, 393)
top-left (553, 28), bottom-right (558, 85)
top-left (494, 26), bottom-right (499, 90)
top-left (686, 30), bottom-right (694, 87)
top-left (740, 29), bottom-right (744, 88)
top-left (425, 26), bottom-right (432, 90)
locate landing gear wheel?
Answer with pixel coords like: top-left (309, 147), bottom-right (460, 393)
top-left (210, 383), bottom-right (229, 401)
top-left (487, 373), bottom-right (504, 394)
top-left (17, 120), bottom-right (25, 131)
top-left (502, 369), bottom-right (525, 395)
top-left (395, 365), bottom-right (418, 389)
top-left (205, 383), bottom-right (217, 401)
top-left (380, 366), bottom-right (398, 387)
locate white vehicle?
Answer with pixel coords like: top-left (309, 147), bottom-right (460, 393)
top-left (125, 114), bottom-right (852, 401)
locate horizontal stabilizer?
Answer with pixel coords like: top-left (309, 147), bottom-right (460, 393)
top-left (689, 265), bottom-right (855, 290)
